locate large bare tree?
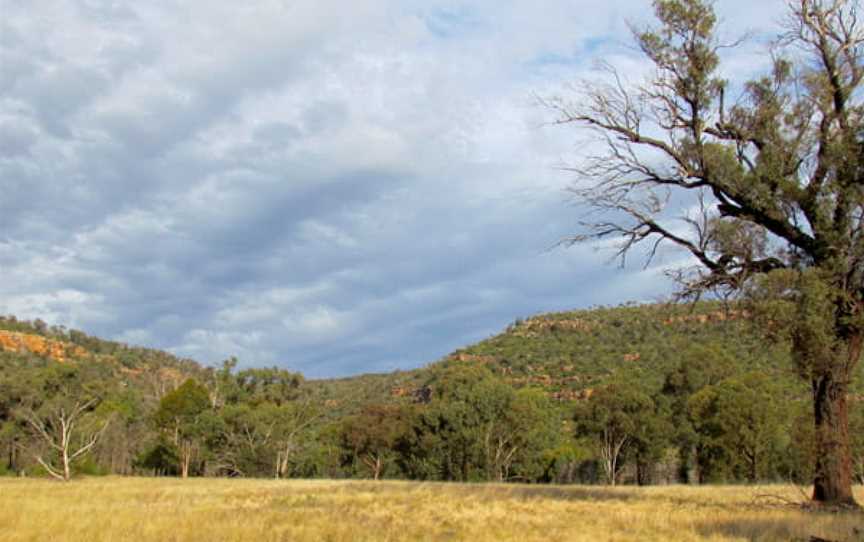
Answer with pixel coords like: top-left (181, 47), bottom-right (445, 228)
top-left (546, 0), bottom-right (863, 506)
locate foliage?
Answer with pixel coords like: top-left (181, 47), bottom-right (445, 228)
top-left (340, 404), bottom-right (413, 480)
top-left (688, 373), bottom-right (789, 482)
top-left (0, 302), bottom-right (858, 485)
top-left (574, 379), bottom-right (669, 485)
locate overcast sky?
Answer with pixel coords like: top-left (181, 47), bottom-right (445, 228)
top-left (0, 0), bottom-right (788, 377)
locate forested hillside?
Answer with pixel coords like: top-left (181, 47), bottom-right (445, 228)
top-left (1, 303), bottom-right (862, 485)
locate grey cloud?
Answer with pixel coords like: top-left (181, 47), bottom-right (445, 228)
top-left (0, 112), bottom-right (38, 157)
top-left (0, 0), bottom-right (790, 377)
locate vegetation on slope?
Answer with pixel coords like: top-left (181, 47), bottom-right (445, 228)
top-left (0, 302), bottom-right (862, 486)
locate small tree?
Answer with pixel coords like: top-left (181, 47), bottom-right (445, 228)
top-left (575, 382), bottom-right (658, 485)
top-left (399, 364), bottom-right (547, 482)
top-left (660, 347), bottom-right (737, 483)
top-left (629, 393), bottom-right (673, 486)
top-left (408, 364), bottom-right (532, 482)
top-left (341, 404), bottom-right (411, 480)
top-left (271, 400), bottom-right (320, 479)
top-left (153, 379), bottom-right (212, 478)
top-left (484, 388), bottom-right (561, 483)
top-left (688, 373), bottom-right (786, 482)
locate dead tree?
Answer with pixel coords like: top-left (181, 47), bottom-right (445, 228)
top-left (21, 398), bottom-right (111, 481)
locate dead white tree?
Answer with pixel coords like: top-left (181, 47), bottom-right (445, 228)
top-left (21, 398), bottom-right (111, 481)
top-left (274, 400), bottom-right (322, 479)
top-left (600, 426), bottom-right (629, 487)
top-left (482, 421), bottom-right (520, 482)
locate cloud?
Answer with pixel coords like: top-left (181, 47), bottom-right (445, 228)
top-left (0, 0), bottom-right (789, 376)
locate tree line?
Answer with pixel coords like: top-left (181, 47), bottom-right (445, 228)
top-left (2, 348), bottom-right (862, 486)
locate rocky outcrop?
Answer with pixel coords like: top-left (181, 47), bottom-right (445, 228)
top-left (449, 353), bottom-right (497, 364)
top-left (663, 309), bottom-right (751, 326)
top-left (512, 317), bottom-right (597, 337)
top-left (0, 330), bottom-right (87, 362)
top-left (390, 385), bottom-right (433, 404)
top-left (550, 388), bottom-right (594, 402)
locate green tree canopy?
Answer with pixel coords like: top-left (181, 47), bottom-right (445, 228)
top-left (153, 379), bottom-right (214, 478)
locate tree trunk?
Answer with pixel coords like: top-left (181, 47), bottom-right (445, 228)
top-left (279, 441), bottom-right (292, 478)
top-left (8, 439), bottom-right (17, 473)
top-left (180, 442), bottom-right (191, 479)
top-left (601, 430), bottom-right (626, 487)
top-left (811, 371), bottom-right (858, 506)
top-left (636, 457), bottom-right (652, 486)
top-left (749, 454), bottom-right (757, 484)
top-left (62, 449), bottom-right (71, 482)
top-left (461, 449), bottom-right (469, 482)
top-left (362, 454), bottom-right (383, 480)
top-left (681, 445), bottom-right (699, 484)
top-left (373, 456), bottom-right (382, 481)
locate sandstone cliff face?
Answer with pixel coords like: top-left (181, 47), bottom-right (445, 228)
top-left (662, 309), bottom-right (751, 325)
top-left (512, 318), bottom-right (596, 338)
top-left (0, 330), bottom-right (88, 362)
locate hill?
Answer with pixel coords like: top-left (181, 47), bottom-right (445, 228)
top-left (0, 315), bottom-right (207, 397)
top-left (0, 302), bottom-right (814, 408)
top-left (308, 301), bottom-right (817, 409)
top-left (0, 315), bottom-right (204, 372)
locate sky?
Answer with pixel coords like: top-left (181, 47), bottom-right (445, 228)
top-left (0, 0), bottom-right (789, 378)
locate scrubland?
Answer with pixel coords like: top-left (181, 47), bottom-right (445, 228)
top-left (0, 478), bottom-right (862, 541)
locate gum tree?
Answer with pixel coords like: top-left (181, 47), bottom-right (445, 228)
top-left (153, 379), bottom-right (213, 478)
top-left (20, 396), bottom-right (110, 481)
top-left (547, 0), bottom-right (863, 506)
top-left (574, 382), bottom-right (659, 485)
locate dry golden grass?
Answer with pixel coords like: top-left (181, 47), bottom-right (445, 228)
top-left (0, 477), bottom-right (861, 541)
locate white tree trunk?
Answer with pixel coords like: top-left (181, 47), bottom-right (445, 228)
top-left (22, 399), bottom-right (110, 482)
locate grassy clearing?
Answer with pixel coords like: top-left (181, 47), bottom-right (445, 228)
top-left (0, 478), bottom-right (861, 541)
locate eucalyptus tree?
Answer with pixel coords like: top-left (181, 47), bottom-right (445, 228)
top-left (573, 382), bottom-right (659, 485)
top-left (153, 379), bottom-right (214, 478)
top-left (20, 396), bottom-right (111, 481)
top-left (688, 373), bottom-right (787, 482)
top-left (546, 0), bottom-right (863, 505)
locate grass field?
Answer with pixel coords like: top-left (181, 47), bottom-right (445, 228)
top-left (0, 478), bottom-right (862, 542)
